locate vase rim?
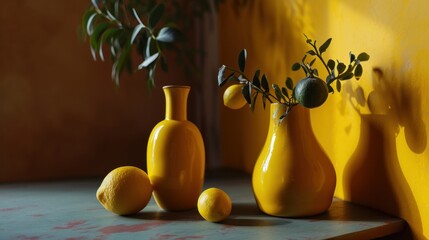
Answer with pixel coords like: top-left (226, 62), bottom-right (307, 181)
top-left (163, 85), bottom-right (191, 89)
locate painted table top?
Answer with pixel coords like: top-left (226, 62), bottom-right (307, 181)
top-left (0, 174), bottom-right (404, 240)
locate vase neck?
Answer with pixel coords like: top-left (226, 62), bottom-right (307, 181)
top-left (163, 85), bottom-right (190, 121)
top-left (269, 103), bottom-right (311, 133)
top-left (270, 103), bottom-right (310, 125)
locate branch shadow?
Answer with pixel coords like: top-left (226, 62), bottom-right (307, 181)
top-left (342, 68), bottom-right (425, 239)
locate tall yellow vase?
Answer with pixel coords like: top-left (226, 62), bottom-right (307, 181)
top-left (147, 85), bottom-right (205, 211)
top-left (252, 103), bottom-right (336, 217)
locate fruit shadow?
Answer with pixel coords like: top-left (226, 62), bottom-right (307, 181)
top-left (125, 202), bottom-right (289, 227)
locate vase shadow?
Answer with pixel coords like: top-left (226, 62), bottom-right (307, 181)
top-left (343, 113), bottom-right (422, 239)
top-left (342, 69), bottom-right (425, 239)
top-left (127, 208), bottom-right (202, 221)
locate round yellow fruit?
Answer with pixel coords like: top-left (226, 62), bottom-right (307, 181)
top-left (96, 166), bottom-right (153, 215)
top-left (197, 188), bottom-right (232, 222)
top-left (223, 84), bottom-right (247, 109)
top-left (294, 77), bottom-right (329, 108)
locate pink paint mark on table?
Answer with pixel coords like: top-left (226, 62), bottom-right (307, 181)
top-left (16, 235), bottom-right (41, 240)
top-left (0, 207), bottom-right (25, 212)
top-left (155, 234), bottom-right (177, 240)
top-left (53, 220), bottom-right (87, 230)
top-left (64, 237), bottom-right (87, 240)
top-left (152, 235), bottom-right (205, 240)
top-left (98, 221), bottom-right (168, 235)
top-left (176, 236), bottom-right (205, 240)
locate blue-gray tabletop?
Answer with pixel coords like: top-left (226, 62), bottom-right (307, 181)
top-left (0, 174), bottom-right (404, 240)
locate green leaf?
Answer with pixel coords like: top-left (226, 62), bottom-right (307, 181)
top-left (81, 9), bottom-right (96, 36)
top-left (149, 3), bottom-right (165, 29)
top-left (238, 49), bottom-right (247, 72)
top-left (100, 28), bottom-right (121, 44)
top-left (90, 22), bottom-right (110, 59)
top-left (218, 65), bottom-right (226, 86)
top-left (138, 52), bottom-right (159, 69)
top-left (305, 34), bottom-right (312, 44)
top-left (350, 52), bottom-right (356, 63)
top-left (354, 64), bottom-right (363, 80)
top-left (242, 83), bottom-right (252, 104)
top-left (111, 41), bottom-right (132, 85)
top-left (252, 70), bottom-right (260, 88)
top-left (340, 71), bottom-right (354, 80)
top-left (319, 38), bottom-right (332, 54)
top-left (156, 27), bottom-right (181, 43)
top-left (251, 92), bottom-right (258, 112)
top-left (327, 85), bottom-right (334, 93)
top-left (286, 77), bottom-right (294, 90)
top-left (272, 84), bottom-right (284, 102)
top-left (309, 58), bottom-right (316, 66)
top-left (132, 8), bottom-right (144, 26)
top-left (312, 68), bottom-right (319, 76)
top-left (337, 62), bottom-right (346, 74)
top-left (91, 0), bottom-right (100, 11)
top-left (327, 59), bottom-right (335, 70)
top-left (292, 62), bottom-right (301, 71)
top-left (131, 24), bottom-right (145, 44)
top-left (282, 87), bottom-right (289, 98)
top-left (86, 13), bottom-right (98, 35)
top-left (105, 9), bottom-right (117, 22)
top-left (145, 36), bottom-right (152, 58)
top-left (301, 63), bottom-right (309, 76)
top-left (148, 65), bottom-right (156, 89)
top-left (326, 71), bottom-right (335, 85)
top-left (99, 28), bottom-right (121, 61)
top-left (357, 52), bottom-right (370, 61)
top-left (261, 74), bottom-right (269, 92)
top-left (307, 50), bottom-right (316, 56)
top-left (302, 54), bottom-right (307, 63)
top-left (336, 80), bottom-right (341, 92)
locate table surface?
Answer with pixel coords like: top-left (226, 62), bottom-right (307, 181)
top-left (0, 174), bottom-right (404, 240)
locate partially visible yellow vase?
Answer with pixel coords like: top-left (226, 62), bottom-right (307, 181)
top-left (252, 103), bottom-right (336, 217)
top-left (147, 85), bottom-right (205, 211)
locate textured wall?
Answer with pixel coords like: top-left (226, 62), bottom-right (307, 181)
top-left (219, 1), bottom-right (429, 239)
top-left (0, 1), bottom-right (171, 182)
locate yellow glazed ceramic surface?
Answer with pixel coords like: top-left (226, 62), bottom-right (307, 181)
top-left (147, 85), bottom-right (205, 211)
top-left (252, 103), bottom-right (336, 217)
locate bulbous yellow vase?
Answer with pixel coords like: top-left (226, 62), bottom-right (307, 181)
top-left (252, 103), bottom-right (336, 217)
top-left (147, 85), bottom-right (205, 211)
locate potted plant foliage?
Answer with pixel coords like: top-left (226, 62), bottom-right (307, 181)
top-left (81, 0), bottom-right (222, 88)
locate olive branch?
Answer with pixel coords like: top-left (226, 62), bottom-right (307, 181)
top-left (218, 36), bottom-right (370, 119)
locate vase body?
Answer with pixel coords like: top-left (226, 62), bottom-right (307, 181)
top-left (147, 85), bottom-right (205, 211)
top-left (252, 103), bottom-right (336, 217)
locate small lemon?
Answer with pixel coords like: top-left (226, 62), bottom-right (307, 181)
top-left (294, 77), bottom-right (329, 108)
top-left (197, 188), bottom-right (232, 222)
top-left (223, 84), bottom-right (247, 109)
top-left (96, 166), bottom-right (152, 215)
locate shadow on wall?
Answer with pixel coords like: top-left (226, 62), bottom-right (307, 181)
top-left (342, 68), bottom-right (426, 239)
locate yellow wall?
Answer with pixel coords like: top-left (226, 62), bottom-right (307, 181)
top-left (219, 1), bottom-right (429, 239)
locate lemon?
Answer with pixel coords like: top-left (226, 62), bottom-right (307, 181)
top-left (223, 84), bottom-right (247, 109)
top-left (197, 188), bottom-right (232, 222)
top-left (96, 166), bottom-right (153, 215)
top-left (294, 77), bottom-right (329, 108)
